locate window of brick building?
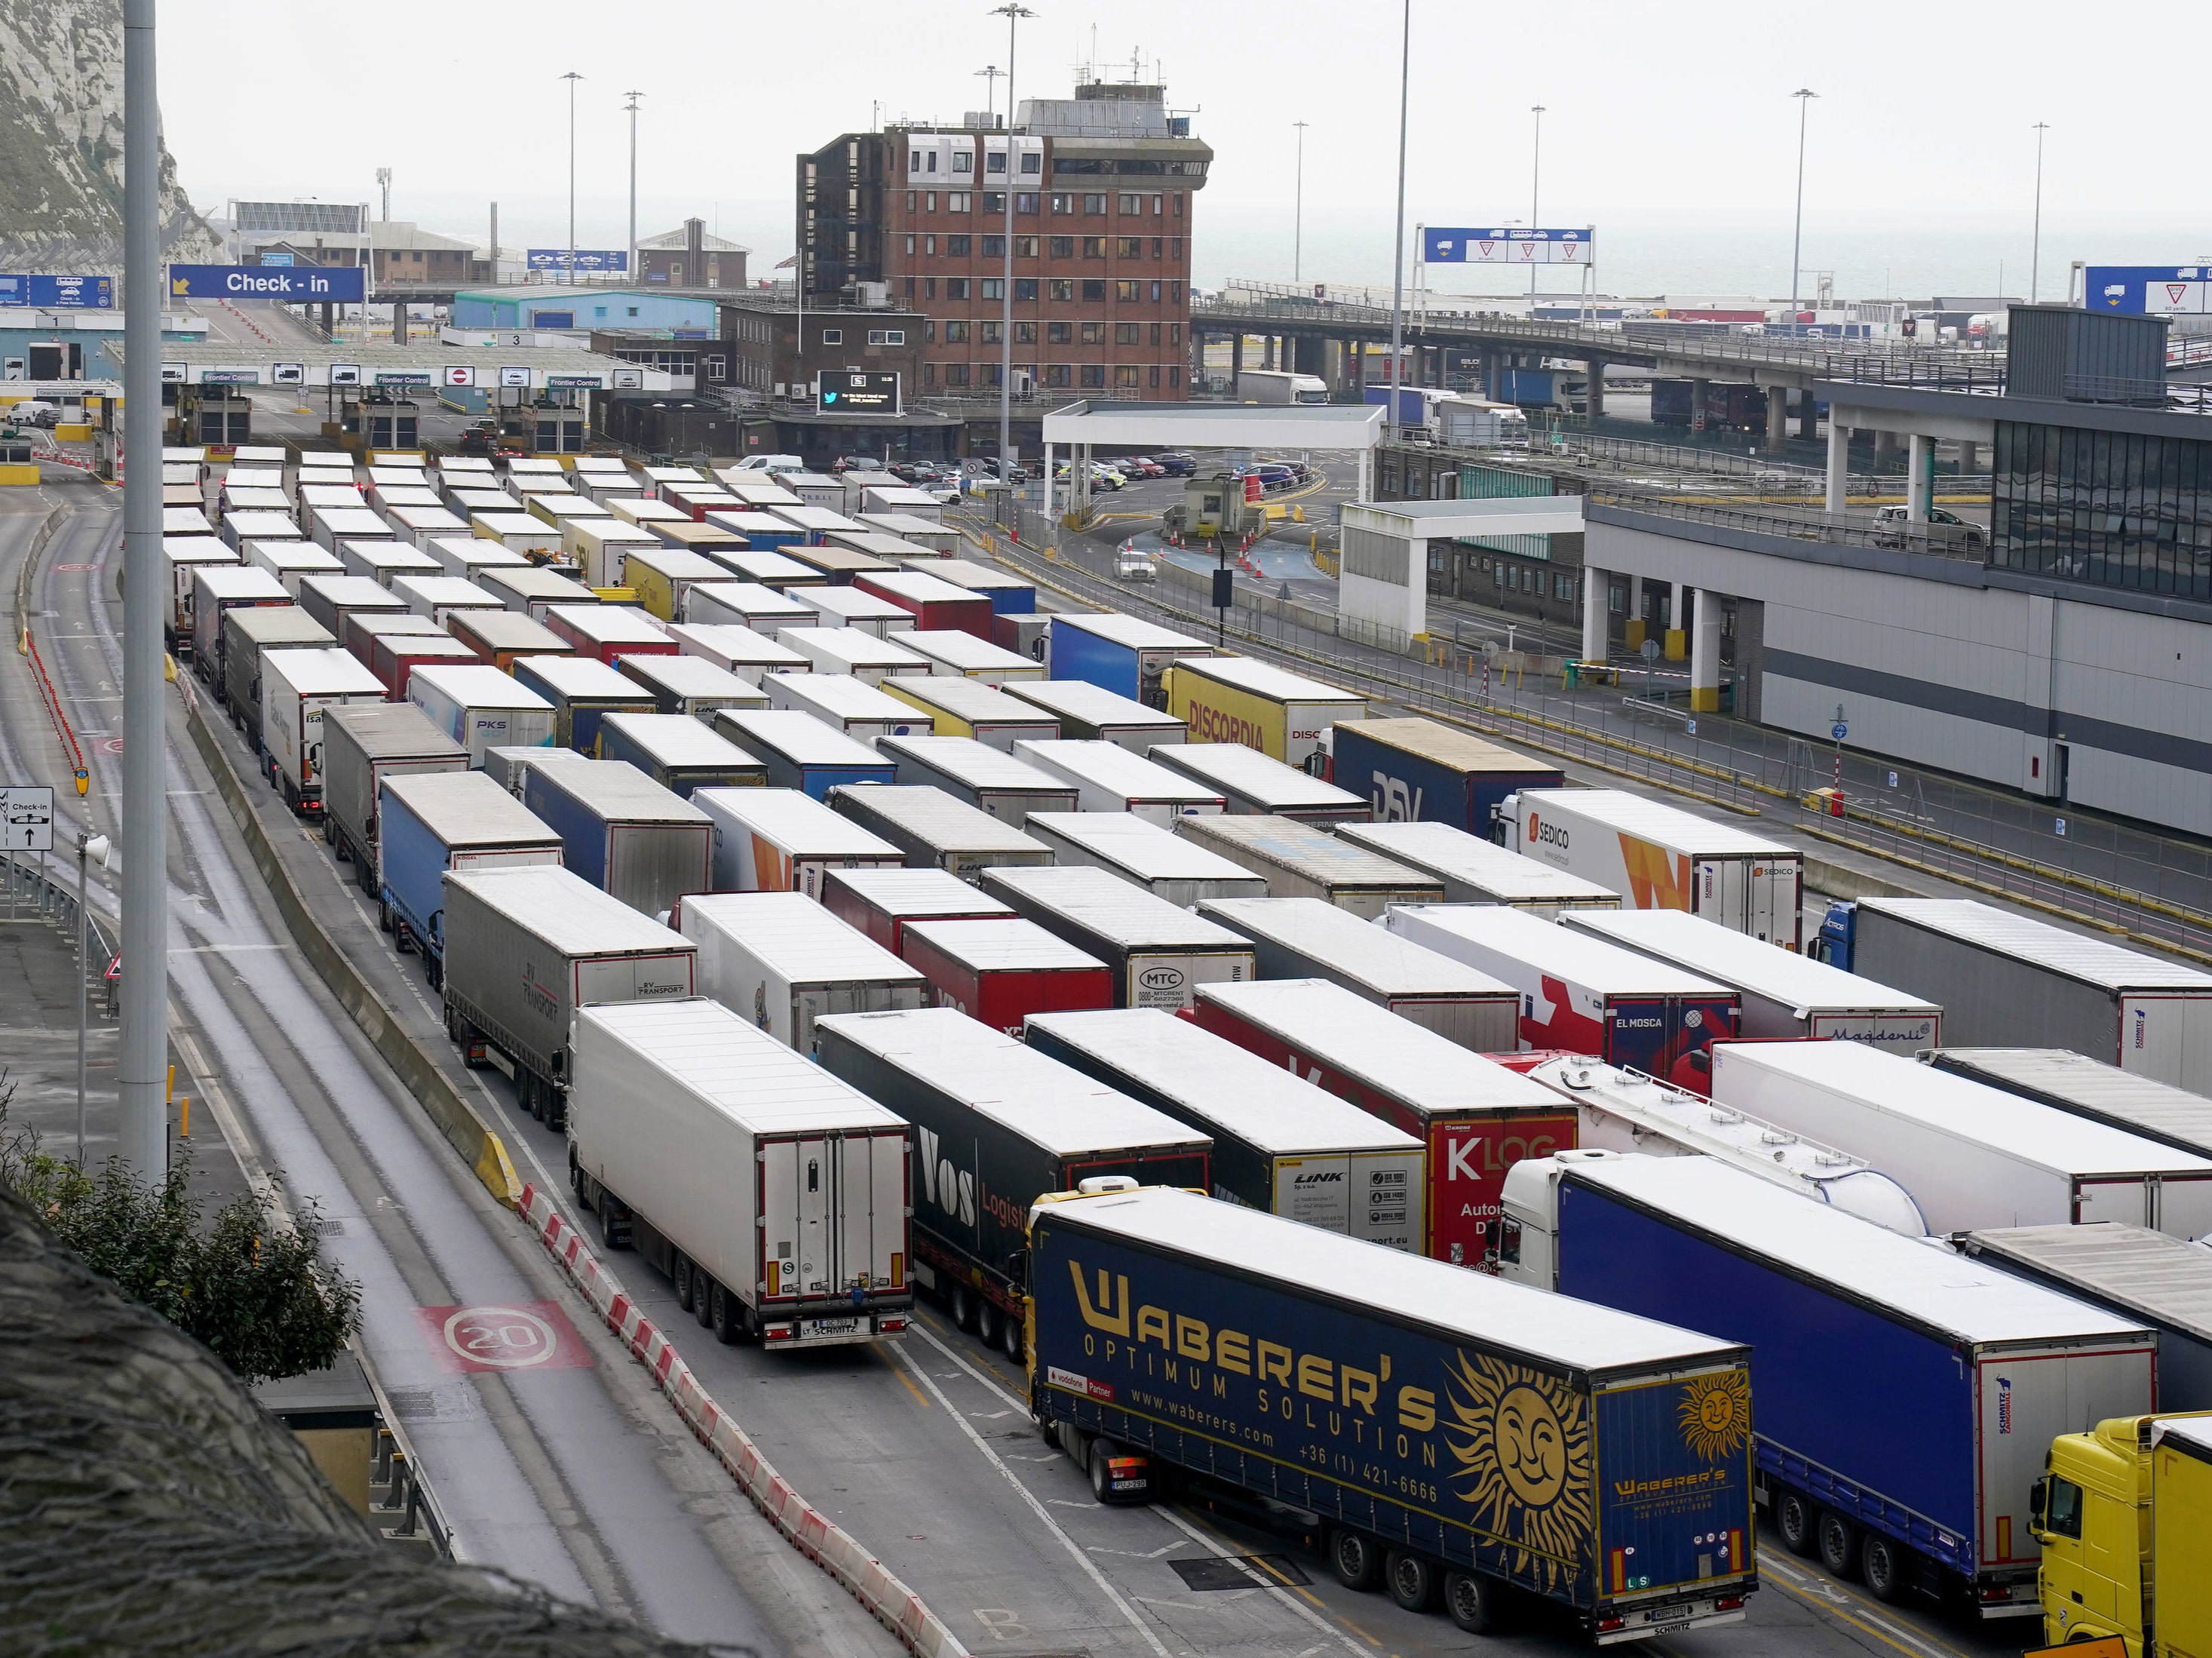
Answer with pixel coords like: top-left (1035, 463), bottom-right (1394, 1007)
top-left (1114, 365), bottom-right (1140, 387)
top-left (953, 151), bottom-right (973, 174)
top-left (1045, 364), bottom-right (1071, 386)
top-left (945, 364), bottom-right (970, 386)
top-left (821, 328), bottom-right (843, 345)
top-left (1082, 193), bottom-right (1106, 214)
top-left (1149, 322), bottom-right (1161, 345)
top-left (987, 151), bottom-right (1006, 174)
top-left (1050, 278), bottom-right (1074, 301)
top-left (1048, 321), bottom-right (1071, 343)
top-left (924, 235), bottom-right (937, 255)
top-left (1014, 236), bottom-right (1038, 257)
top-left (1082, 237), bottom-right (1106, 258)
top-left (1171, 192), bottom-right (1183, 216)
top-left (981, 321), bottom-right (1002, 344)
top-left (983, 193), bottom-right (1004, 213)
top-left (981, 235), bottom-right (1003, 257)
top-left (943, 321), bottom-right (969, 342)
top-left (903, 234), bottom-right (916, 255)
top-left (1050, 192), bottom-right (1072, 214)
top-left (1149, 365), bottom-right (1160, 388)
top-left (1115, 279), bottom-right (1140, 302)
top-left (1080, 364), bottom-right (1105, 387)
top-left (1151, 237), bottom-right (1163, 258)
top-left (906, 190), bottom-right (917, 210)
top-left (1015, 192), bottom-right (1039, 213)
top-left (1081, 321), bottom-right (1106, 344)
top-left (1116, 237), bottom-right (1143, 258)
top-left (1115, 322), bottom-right (1139, 345)
top-left (946, 278), bottom-right (970, 299)
top-left (946, 235), bottom-right (970, 256)
top-left (1021, 151), bottom-right (1040, 173)
top-left (1081, 278), bottom-right (1105, 301)
top-left (1167, 365), bottom-right (1180, 387)
top-left (924, 278), bottom-right (936, 299)
top-left (923, 362), bottom-right (937, 385)
top-left (1170, 238), bottom-right (1184, 260)
top-left (1118, 193), bottom-right (1142, 213)
top-left (1049, 236), bottom-right (1074, 258)
top-left (948, 192), bottom-right (971, 212)
top-left (1149, 280), bottom-right (1161, 301)
top-left (1014, 321), bottom-right (1036, 343)
top-left (1014, 277), bottom-right (1038, 300)
top-left (981, 278), bottom-right (1004, 299)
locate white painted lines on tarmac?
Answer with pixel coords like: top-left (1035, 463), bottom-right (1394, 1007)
top-left (1756, 1551), bottom-right (1975, 1658)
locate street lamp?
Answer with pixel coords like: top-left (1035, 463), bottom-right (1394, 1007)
top-left (1293, 121), bottom-right (1310, 284)
top-left (625, 91), bottom-right (645, 287)
top-left (2029, 122), bottom-right (2050, 302)
top-left (562, 71), bottom-right (584, 281)
top-left (990, 3), bottom-right (1034, 493)
top-left (975, 63), bottom-right (1005, 125)
top-left (1529, 105), bottom-right (1545, 298)
top-left (1385, 0), bottom-right (1412, 442)
top-left (1789, 88), bottom-right (1818, 314)
top-left (75, 831), bottom-right (111, 1166)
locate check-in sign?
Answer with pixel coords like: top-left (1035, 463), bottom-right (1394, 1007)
top-left (168, 263), bottom-right (367, 302)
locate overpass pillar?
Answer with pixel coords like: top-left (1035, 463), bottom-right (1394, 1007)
top-left (1349, 337), bottom-right (1365, 395)
top-left (392, 301), bottom-right (408, 345)
top-left (1665, 582), bottom-right (1686, 661)
top-left (1957, 438), bottom-right (1980, 474)
top-left (1797, 384), bottom-right (1818, 441)
top-left (1907, 433), bottom-right (1933, 523)
top-left (1584, 361), bottom-right (1605, 419)
top-left (1825, 419), bottom-right (1850, 513)
top-left (1689, 588), bottom-right (1724, 712)
top-left (1764, 388), bottom-right (1788, 450)
top-left (1874, 428), bottom-right (1899, 462)
top-left (1582, 566), bottom-right (1609, 662)
top-left (1231, 333), bottom-right (1244, 381)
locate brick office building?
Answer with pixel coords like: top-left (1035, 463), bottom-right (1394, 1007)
top-left (797, 81), bottom-right (1210, 415)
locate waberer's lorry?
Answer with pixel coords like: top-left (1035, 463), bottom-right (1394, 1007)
top-left (1024, 1182), bottom-right (1759, 1641)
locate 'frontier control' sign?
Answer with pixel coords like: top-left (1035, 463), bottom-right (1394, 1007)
top-left (167, 263), bottom-right (367, 303)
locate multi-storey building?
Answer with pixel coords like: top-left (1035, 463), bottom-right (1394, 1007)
top-left (798, 81), bottom-right (1210, 417)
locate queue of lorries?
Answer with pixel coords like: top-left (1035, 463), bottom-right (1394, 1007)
top-left (168, 441), bottom-right (2212, 1652)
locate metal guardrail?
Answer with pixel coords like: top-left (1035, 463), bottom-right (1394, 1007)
top-left (0, 849), bottom-right (116, 1014)
top-left (1585, 496), bottom-right (1993, 561)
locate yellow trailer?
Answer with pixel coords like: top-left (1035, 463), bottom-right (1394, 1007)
top-left (562, 517), bottom-right (663, 588)
top-left (1161, 654), bottom-right (1365, 769)
top-left (621, 546), bottom-right (731, 622)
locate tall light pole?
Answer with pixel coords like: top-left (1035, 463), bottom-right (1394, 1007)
top-left (563, 71), bottom-right (584, 281)
top-left (1292, 121), bottom-right (1310, 283)
top-left (1529, 105), bottom-right (1545, 297)
top-left (1790, 88), bottom-right (1818, 314)
top-left (624, 91), bottom-right (645, 285)
top-left (2029, 121), bottom-right (2050, 303)
top-left (991, 3), bottom-right (1033, 491)
top-left (376, 167), bottom-right (391, 221)
top-left (120, 0), bottom-right (166, 1180)
top-left (1386, 0), bottom-right (1411, 438)
top-left (975, 63), bottom-right (1004, 124)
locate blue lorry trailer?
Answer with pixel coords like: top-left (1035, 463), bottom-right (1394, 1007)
top-left (1027, 1183), bottom-right (1759, 1641)
top-left (1330, 717), bottom-right (1564, 837)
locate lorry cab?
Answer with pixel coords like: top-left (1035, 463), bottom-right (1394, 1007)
top-left (2035, 1412), bottom-right (2212, 1656)
top-left (1807, 900), bottom-right (1856, 971)
top-left (1492, 1148), bottom-right (1623, 1288)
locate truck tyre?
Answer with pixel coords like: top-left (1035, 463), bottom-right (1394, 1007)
top-left (1385, 1549), bottom-right (1437, 1613)
top-left (693, 1273), bottom-right (715, 1328)
top-left (1818, 1512), bottom-right (1861, 1580)
top-left (1776, 1488), bottom-right (1817, 1556)
top-left (323, 815), bottom-right (338, 848)
top-left (1861, 1535), bottom-right (1908, 1604)
top-left (1328, 1528), bottom-right (1381, 1591)
top-left (977, 1299), bottom-right (1002, 1348)
top-left (950, 1282), bottom-right (977, 1332)
top-left (1000, 1310), bottom-right (1023, 1363)
top-left (1442, 1570), bottom-right (1495, 1633)
top-left (673, 1253), bottom-right (695, 1313)
top-left (709, 1282), bottom-right (740, 1346)
top-left (598, 1196), bottom-right (629, 1251)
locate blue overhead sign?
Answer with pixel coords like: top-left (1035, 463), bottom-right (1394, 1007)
top-left (1422, 226), bottom-right (1594, 266)
top-left (0, 273), bottom-right (115, 308)
top-left (527, 249), bottom-right (630, 272)
top-left (2085, 265), bottom-right (2212, 315)
top-left (167, 263), bottom-right (365, 302)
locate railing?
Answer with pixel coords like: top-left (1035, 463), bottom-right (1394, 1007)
top-left (0, 850), bottom-right (117, 1015)
top-left (1585, 496), bottom-right (1994, 561)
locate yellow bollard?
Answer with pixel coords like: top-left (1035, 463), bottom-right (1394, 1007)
top-left (179, 1097), bottom-right (189, 1137)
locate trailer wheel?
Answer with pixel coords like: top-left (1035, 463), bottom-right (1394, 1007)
top-left (1776, 1488), bottom-right (1817, 1556)
top-left (693, 1272), bottom-right (715, 1328)
top-left (950, 1282), bottom-right (977, 1332)
top-left (709, 1282), bottom-right (740, 1346)
top-left (1818, 1512), bottom-right (1861, 1580)
top-left (570, 1157), bottom-right (589, 1205)
top-left (598, 1195), bottom-right (630, 1251)
top-left (976, 1299), bottom-right (1002, 1348)
top-left (1385, 1549), bottom-right (1437, 1613)
top-left (377, 900), bottom-right (394, 935)
top-left (1327, 1528), bottom-right (1381, 1592)
top-left (1442, 1570), bottom-right (1495, 1633)
top-left (999, 1310), bottom-right (1023, 1364)
top-left (673, 1253), bottom-right (695, 1313)
top-left (323, 815), bottom-right (338, 849)
top-left (1861, 1535), bottom-right (1909, 1604)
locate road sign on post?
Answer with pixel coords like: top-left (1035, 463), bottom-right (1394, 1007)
top-left (1422, 227), bottom-right (1595, 266)
top-left (167, 263), bottom-right (366, 303)
top-left (0, 784), bottom-right (54, 850)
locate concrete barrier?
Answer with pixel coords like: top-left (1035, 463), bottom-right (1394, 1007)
top-left (517, 1181), bottom-right (973, 1658)
top-left (179, 672), bottom-right (523, 1209)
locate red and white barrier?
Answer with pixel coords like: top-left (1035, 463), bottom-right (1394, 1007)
top-left (516, 1181), bottom-right (971, 1658)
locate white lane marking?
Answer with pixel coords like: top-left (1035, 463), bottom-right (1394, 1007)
top-left (888, 1334), bottom-right (1173, 1658)
top-left (907, 1321), bottom-right (1371, 1658)
top-left (1757, 1552), bottom-right (1966, 1658)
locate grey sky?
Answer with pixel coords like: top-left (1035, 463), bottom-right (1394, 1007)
top-left (159, 0), bottom-right (2204, 299)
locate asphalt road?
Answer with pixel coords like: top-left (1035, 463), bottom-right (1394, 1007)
top-left (0, 484), bottom-right (894, 1656)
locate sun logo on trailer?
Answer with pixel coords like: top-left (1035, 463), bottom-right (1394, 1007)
top-left (1443, 1352), bottom-right (1593, 1590)
top-left (1677, 1370), bottom-right (1750, 1462)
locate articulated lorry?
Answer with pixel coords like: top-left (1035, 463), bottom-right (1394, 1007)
top-left (1499, 1150), bottom-right (2156, 1617)
top-left (1026, 1182), bottom-right (1759, 1641)
top-left (566, 996), bottom-right (914, 1349)
top-left (2033, 1412), bottom-right (2212, 1656)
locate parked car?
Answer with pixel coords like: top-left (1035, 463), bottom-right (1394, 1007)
top-left (1120, 457), bottom-right (1166, 479)
top-left (1152, 453), bottom-right (1197, 476)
